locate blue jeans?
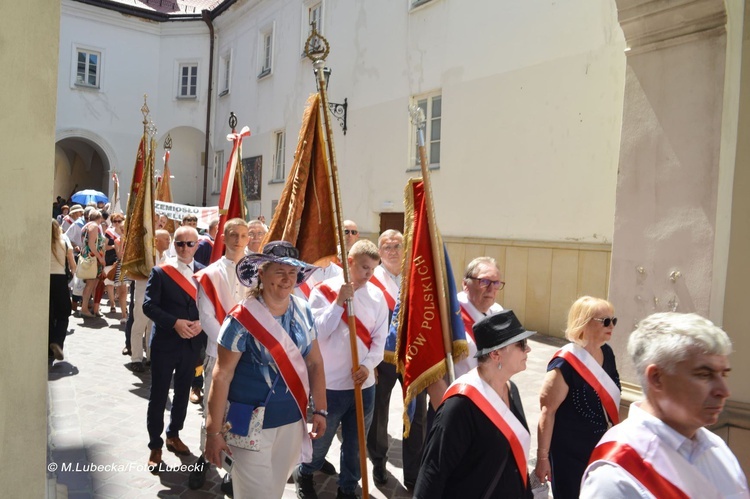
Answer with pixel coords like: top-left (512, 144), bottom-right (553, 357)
top-left (299, 386), bottom-right (375, 493)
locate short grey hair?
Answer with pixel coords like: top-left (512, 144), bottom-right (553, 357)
top-left (377, 229), bottom-right (403, 248)
top-left (628, 312), bottom-right (732, 394)
top-left (463, 256), bottom-right (499, 281)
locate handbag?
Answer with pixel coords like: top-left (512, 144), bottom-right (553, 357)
top-left (224, 375), bottom-right (279, 451)
top-left (76, 254), bottom-right (98, 280)
top-left (64, 255), bottom-right (73, 281)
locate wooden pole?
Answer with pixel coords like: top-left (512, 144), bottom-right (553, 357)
top-left (410, 106), bottom-right (455, 383)
top-left (312, 58), bottom-right (370, 498)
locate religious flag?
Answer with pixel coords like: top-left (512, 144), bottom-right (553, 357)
top-left (121, 135), bottom-right (156, 279)
top-left (264, 93), bottom-right (337, 264)
top-left (210, 127), bottom-right (250, 263)
top-left (396, 178), bottom-right (467, 436)
top-left (155, 150), bottom-right (176, 234)
top-left (110, 173), bottom-right (123, 215)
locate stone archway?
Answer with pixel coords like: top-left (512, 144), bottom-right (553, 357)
top-left (54, 130), bottom-right (115, 203)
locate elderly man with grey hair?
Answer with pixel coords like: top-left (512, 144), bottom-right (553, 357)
top-left (580, 312), bottom-right (748, 499)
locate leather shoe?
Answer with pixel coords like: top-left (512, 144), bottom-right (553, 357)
top-left (320, 458), bottom-right (337, 475)
top-left (130, 361), bottom-right (145, 373)
top-left (188, 455), bottom-right (208, 490)
top-left (122, 346), bottom-right (131, 356)
top-left (148, 448), bottom-right (163, 475)
top-left (166, 436), bottom-right (191, 456)
top-left (220, 473), bottom-right (234, 498)
top-left (373, 464), bottom-right (388, 485)
top-left (190, 387), bottom-right (203, 405)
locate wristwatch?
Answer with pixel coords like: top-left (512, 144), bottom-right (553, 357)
top-left (312, 409), bottom-right (328, 417)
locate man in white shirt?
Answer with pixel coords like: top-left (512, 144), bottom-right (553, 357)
top-left (294, 239), bottom-right (388, 499)
top-left (581, 312), bottom-right (749, 499)
top-left (187, 218), bottom-right (248, 491)
top-left (455, 256), bottom-right (505, 378)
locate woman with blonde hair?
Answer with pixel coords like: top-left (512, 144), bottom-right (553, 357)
top-left (533, 296), bottom-right (621, 498)
top-left (49, 219), bottom-right (76, 363)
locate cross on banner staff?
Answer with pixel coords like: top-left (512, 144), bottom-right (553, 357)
top-left (305, 25), bottom-right (370, 498)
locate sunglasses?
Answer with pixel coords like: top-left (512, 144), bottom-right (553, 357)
top-left (592, 317), bottom-right (618, 327)
top-left (515, 338), bottom-right (528, 350)
top-left (264, 243), bottom-right (299, 259)
top-left (174, 241), bottom-right (197, 248)
top-left (344, 229), bottom-right (359, 236)
top-left (467, 276), bottom-right (505, 290)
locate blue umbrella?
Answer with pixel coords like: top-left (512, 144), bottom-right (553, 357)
top-left (71, 189), bottom-right (109, 205)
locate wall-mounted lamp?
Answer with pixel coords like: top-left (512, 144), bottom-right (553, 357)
top-left (313, 66), bottom-right (348, 135)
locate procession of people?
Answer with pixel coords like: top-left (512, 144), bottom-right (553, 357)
top-left (48, 200), bottom-right (749, 498)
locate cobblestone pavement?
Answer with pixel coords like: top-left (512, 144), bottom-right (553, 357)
top-left (48, 306), bottom-right (564, 498)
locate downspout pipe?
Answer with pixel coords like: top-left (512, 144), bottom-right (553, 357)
top-left (201, 9), bottom-right (215, 207)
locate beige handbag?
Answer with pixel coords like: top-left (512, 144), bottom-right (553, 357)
top-left (76, 255), bottom-right (98, 280)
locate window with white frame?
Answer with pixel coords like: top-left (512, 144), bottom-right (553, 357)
top-left (272, 131), bottom-right (286, 182)
top-left (301, 1), bottom-right (323, 55)
top-left (412, 92), bottom-right (442, 169)
top-left (178, 63), bottom-right (198, 98)
top-left (258, 29), bottom-right (273, 78)
top-left (219, 53), bottom-right (231, 96)
top-left (76, 48), bottom-right (101, 88)
top-left (212, 150), bottom-right (225, 194)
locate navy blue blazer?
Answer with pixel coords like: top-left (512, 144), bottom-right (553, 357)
top-left (143, 260), bottom-right (206, 353)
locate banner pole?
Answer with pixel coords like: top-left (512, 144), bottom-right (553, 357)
top-left (410, 106), bottom-right (455, 383)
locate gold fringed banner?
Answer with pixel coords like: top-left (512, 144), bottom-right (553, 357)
top-left (122, 136), bottom-right (156, 278)
top-left (396, 178), bottom-right (468, 437)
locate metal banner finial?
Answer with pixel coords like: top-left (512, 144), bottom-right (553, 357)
top-left (409, 104), bottom-right (426, 130)
top-left (147, 119), bottom-right (158, 137)
top-left (141, 94), bottom-right (150, 125)
top-left (164, 133), bottom-right (173, 151)
top-left (229, 112), bottom-right (238, 131)
top-left (304, 21), bottom-right (330, 62)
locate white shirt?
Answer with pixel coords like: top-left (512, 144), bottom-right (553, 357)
top-left (581, 402), bottom-right (749, 499)
top-left (197, 257), bottom-right (243, 358)
top-left (309, 275), bottom-right (388, 390)
top-left (454, 291), bottom-right (503, 378)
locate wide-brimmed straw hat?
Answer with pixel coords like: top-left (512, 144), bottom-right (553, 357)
top-left (69, 204), bottom-right (84, 215)
top-left (473, 310), bottom-right (536, 357)
top-left (236, 241), bottom-right (318, 288)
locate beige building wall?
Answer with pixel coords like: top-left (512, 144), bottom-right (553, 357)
top-left (445, 238), bottom-right (610, 338)
top-left (0, 1), bottom-right (61, 497)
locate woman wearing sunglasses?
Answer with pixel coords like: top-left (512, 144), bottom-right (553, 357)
top-left (534, 296), bottom-right (621, 499)
top-left (414, 310), bottom-right (535, 498)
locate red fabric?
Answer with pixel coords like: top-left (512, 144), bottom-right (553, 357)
top-left (589, 441), bottom-right (689, 499)
top-left (460, 306), bottom-right (475, 341)
top-left (211, 129), bottom-right (250, 263)
top-left (443, 383), bottom-right (528, 488)
top-left (195, 272), bottom-right (227, 324)
top-left (397, 180), bottom-right (448, 394)
top-left (316, 283), bottom-right (373, 349)
top-left (298, 281), bottom-right (312, 298)
top-left (230, 305), bottom-right (308, 420)
top-left (369, 275), bottom-right (396, 312)
top-left (159, 264), bottom-right (197, 301)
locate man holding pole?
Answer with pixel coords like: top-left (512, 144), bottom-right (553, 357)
top-left (294, 239), bottom-right (388, 499)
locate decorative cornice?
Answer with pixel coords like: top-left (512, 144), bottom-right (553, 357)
top-left (615, 0), bottom-right (726, 54)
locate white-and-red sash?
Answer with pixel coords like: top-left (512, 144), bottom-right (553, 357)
top-left (105, 228), bottom-right (120, 241)
top-left (229, 298), bottom-right (313, 461)
top-left (460, 306), bottom-right (476, 341)
top-left (316, 283), bottom-right (373, 349)
top-left (195, 267), bottom-right (229, 324)
top-left (586, 407), bottom-right (726, 498)
top-left (442, 370), bottom-right (529, 488)
top-left (369, 266), bottom-right (398, 313)
top-left (159, 262), bottom-right (198, 301)
top-left (552, 343), bottom-right (620, 424)
top-left (298, 280), bottom-right (313, 299)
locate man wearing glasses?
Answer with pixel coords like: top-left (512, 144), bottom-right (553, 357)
top-left (143, 226), bottom-right (206, 474)
top-left (366, 230), bottom-right (427, 489)
top-left (455, 256), bottom-right (505, 378)
top-left (246, 219), bottom-right (268, 254)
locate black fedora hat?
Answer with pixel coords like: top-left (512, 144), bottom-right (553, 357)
top-left (473, 310), bottom-right (536, 357)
